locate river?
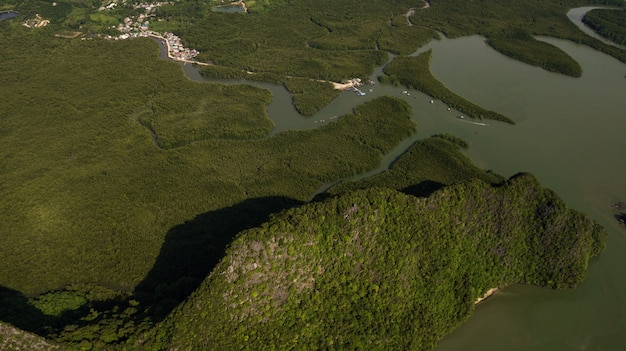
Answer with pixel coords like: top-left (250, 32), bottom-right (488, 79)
top-left (426, 34), bottom-right (626, 351)
top-left (163, 8), bottom-right (626, 350)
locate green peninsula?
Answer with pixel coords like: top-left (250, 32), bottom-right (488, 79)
top-left (132, 174), bottom-right (606, 350)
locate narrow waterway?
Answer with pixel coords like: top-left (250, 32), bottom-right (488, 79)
top-left (567, 6), bottom-right (626, 50)
top-left (160, 7), bottom-right (626, 348)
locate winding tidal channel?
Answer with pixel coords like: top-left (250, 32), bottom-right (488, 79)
top-left (159, 7), bottom-right (626, 350)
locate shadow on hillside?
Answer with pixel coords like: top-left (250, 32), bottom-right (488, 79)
top-left (134, 196), bottom-right (303, 319)
top-left (0, 286), bottom-right (53, 335)
top-left (0, 196), bottom-right (303, 340)
top-left (402, 180), bottom-right (446, 198)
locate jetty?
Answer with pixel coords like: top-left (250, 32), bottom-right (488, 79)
top-left (352, 87), bottom-right (366, 96)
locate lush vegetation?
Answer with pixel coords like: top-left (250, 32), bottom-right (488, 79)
top-left (582, 8), bottom-right (626, 45)
top-left (198, 67), bottom-right (341, 116)
top-left (486, 28), bottom-right (583, 77)
top-left (377, 24), bottom-right (439, 55)
top-left (282, 78), bottom-right (341, 116)
top-left (431, 133), bottom-right (469, 149)
top-left (137, 83), bottom-right (274, 148)
top-left (0, 284), bottom-right (152, 349)
top-left (171, 0), bottom-right (401, 82)
top-left (0, 24), bottom-right (422, 348)
top-left (132, 174), bottom-right (606, 350)
top-left (1, 0), bottom-right (620, 349)
top-left (329, 136), bottom-right (501, 198)
top-left (382, 50), bottom-right (514, 124)
top-left (0, 26), bottom-right (414, 297)
top-left (8, 0), bottom-right (625, 116)
top-left (410, 0), bottom-right (626, 63)
top-left (7, 0), bottom-right (138, 34)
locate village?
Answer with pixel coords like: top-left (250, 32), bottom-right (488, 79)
top-left (103, 1), bottom-right (377, 86)
top-left (103, 1), bottom-right (200, 62)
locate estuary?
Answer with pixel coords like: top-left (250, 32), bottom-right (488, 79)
top-left (163, 9), bottom-right (626, 349)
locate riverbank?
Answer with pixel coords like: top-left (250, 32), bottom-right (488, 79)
top-left (475, 288), bottom-right (498, 304)
top-left (331, 78), bottom-right (363, 90)
top-left (148, 32), bottom-right (209, 65)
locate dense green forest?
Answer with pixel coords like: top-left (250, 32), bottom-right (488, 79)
top-left (485, 28), bottom-right (583, 77)
top-left (6, 0), bottom-right (625, 115)
top-left (130, 174), bottom-right (606, 350)
top-left (582, 8), bottom-right (626, 45)
top-left (0, 0), bottom-right (622, 349)
top-left (0, 21), bottom-right (417, 296)
top-left (409, 0), bottom-right (626, 62)
top-left (328, 136), bottom-right (503, 197)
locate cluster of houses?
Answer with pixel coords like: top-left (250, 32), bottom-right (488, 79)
top-left (110, 29), bottom-right (199, 62)
top-left (104, 1), bottom-right (199, 61)
top-left (100, 1), bottom-right (168, 36)
top-left (115, 2), bottom-right (169, 36)
top-left (117, 15), bottom-right (150, 36)
top-left (161, 32), bottom-right (200, 60)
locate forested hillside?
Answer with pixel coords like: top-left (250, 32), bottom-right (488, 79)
top-left (0, 321), bottom-right (62, 351)
top-left (0, 0), bottom-right (620, 349)
top-left (132, 174), bottom-right (607, 350)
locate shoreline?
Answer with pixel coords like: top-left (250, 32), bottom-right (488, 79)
top-left (475, 288), bottom-right (498, 304)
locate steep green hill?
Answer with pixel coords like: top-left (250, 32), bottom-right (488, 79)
top-left (135, 174), bottom-right (606, 350)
